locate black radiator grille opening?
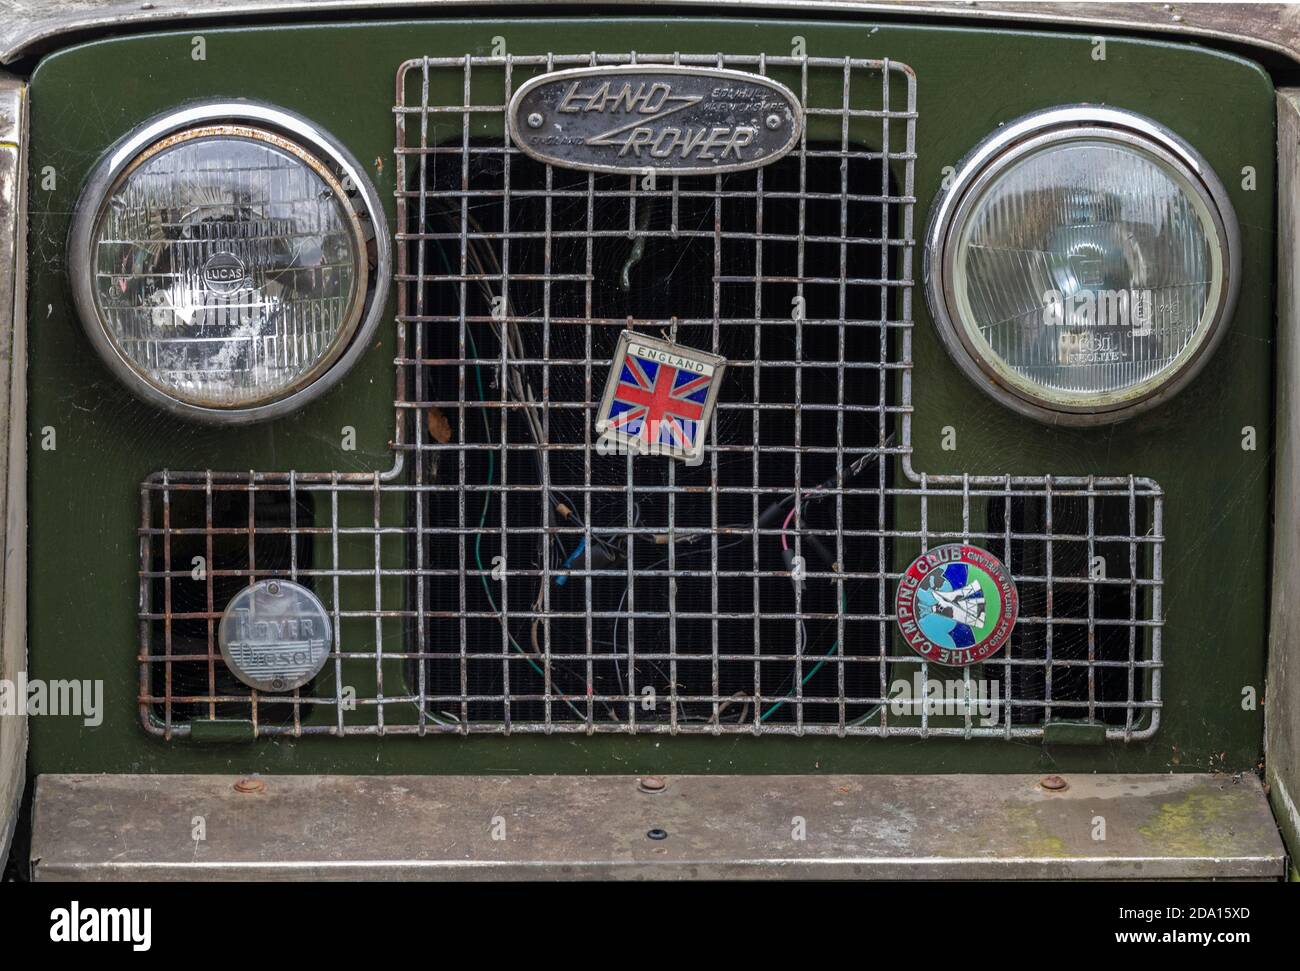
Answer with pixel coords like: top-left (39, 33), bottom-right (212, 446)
top-left (987, 494), bottom-right (1152, 728)
top-left (143, 485), bottom-right (316, 725)
top-left (409, 144), bottom-right (895, 727)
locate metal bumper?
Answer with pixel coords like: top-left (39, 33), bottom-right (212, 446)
top-left (30, 771), bottom-right (1287, 880)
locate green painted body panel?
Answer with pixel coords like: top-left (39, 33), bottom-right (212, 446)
top-left (24, 17), bottom-right (1275, 776)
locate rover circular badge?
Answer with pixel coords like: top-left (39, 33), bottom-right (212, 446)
top-left (895, 544), bottom-right (1018, 666)
top-left (218, 579), bottom-right (332, 692)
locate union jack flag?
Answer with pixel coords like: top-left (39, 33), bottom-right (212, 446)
top-left (596, 332), bottom-right (725, 461)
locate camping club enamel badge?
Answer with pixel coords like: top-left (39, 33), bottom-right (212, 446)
top-left (595, 330), bottom-right (726, 463)
top-left (895, 544), bottom-right (1018, 666)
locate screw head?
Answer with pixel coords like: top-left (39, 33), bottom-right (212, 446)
top-left (638, 776), bottom-right (666, 793)
top-left (765, 113), bottom-right (782, 130)
top-left (1039, 775), bottom-right (1069, 792)
top-left (527, 112), bottom-right (544, 129)
top-left (234, 778), bottom-right (266, 794)
top-left (646, 827), bottom-right (668, 841)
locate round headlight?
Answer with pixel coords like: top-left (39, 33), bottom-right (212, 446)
top-left (925, 107), bottom-right (1239, 423)
top-left (69, 102), bottom-right (389, 422)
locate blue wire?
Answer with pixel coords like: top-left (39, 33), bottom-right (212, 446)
top-left (555, 536), bottom-right (587, 587)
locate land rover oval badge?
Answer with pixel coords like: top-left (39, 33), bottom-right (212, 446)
top-left (218, 579), bottom-right (332, 692)
top-left (507, 66), bottom-right (803, 176)
top-left (895, 544), bottom-right (1019, 666)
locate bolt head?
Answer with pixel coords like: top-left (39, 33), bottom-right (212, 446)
top-left (638, 776), bottom-right (666, 793)
top-left (1039, 775), bottom-right (1069, 792)
top-left (765, 113), bottom-right (783, 130)
top-left (234, 778), bottom-right (266, 794)
top-left (527, 112), bottom-right (544, 129)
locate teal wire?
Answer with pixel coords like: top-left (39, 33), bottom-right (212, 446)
top-left (758, 590), bottom-right (846, 722)
top-left (757, 589), bottom-right (881, 727)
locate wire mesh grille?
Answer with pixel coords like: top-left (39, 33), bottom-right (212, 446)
top-left (138, 52), bottom-right (1163, 739)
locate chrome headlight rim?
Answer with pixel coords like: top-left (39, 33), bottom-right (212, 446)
top-left (923, 105), bottom-right (1240, 425)
top-left (68, 100), bottom-right (391, 425)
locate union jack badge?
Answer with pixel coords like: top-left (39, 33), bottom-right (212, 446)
top-left (595, 330), bottom-right (726, 463)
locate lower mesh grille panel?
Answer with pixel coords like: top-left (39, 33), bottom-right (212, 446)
top-left (137, 52), bottom-right (1163, 739)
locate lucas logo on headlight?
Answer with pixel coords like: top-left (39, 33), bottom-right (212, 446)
top-left (201, 251), bottom-right (249, 293)
top-left (895, 544), bottom-right (1018, 666)
top-left (595, 331), bottom-right (726, 464)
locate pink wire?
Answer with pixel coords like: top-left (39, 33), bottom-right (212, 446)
top-left (781, 504), bottom-right (798, 551)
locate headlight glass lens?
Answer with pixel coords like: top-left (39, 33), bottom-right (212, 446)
top-left (90, 126), bottom-right (366, 409)
top-left (944, 131), bottom-right (1228, 413)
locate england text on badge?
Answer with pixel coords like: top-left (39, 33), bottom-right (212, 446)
top-left (894, 544), bottom-right (1019, 666)
top-left (218, 578), bottom-right (332, 693)
top-left (595, 330), bottom-right (726, 463)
